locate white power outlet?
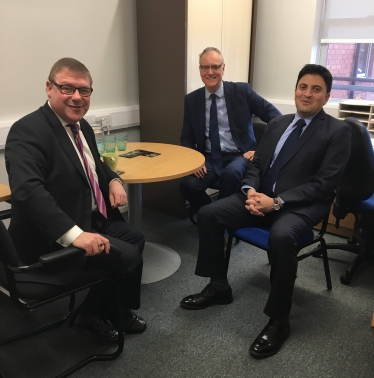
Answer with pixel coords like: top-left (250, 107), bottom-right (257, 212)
top-left (95, 115), bottom-right (111, 132)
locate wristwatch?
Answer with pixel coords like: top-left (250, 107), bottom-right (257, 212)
top-left (112, 177), bottom-right (124, 186)
top-left (273, 197), bottom-right (281, 211)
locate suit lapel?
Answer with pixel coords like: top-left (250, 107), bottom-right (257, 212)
top-left (196, 88), bottom-right (206, 145)
top-left (40, 103), bottom-right (89, 183)
top-left (262, 115), bottom-right (294, 169)
top-left (223, 81), bottom-right (235, 128)
top-left (279, 110), bottom-right (326, 168)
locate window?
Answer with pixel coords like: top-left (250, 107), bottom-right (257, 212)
top-left (318, 0), bottom-right (374, 100)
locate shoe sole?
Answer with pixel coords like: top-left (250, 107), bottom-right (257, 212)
top-left (250, 348), bottom-right (281, 359)
top-left (249, 332), bottom-right (290, 359)
top-left (124, 323), bottom-right (147, 335)
top-left (180, 297), bottom-right (233, 310)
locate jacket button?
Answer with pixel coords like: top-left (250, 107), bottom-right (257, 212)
top-left (86, 189), bottom-right (90, 195)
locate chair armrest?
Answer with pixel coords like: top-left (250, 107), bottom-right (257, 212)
top-left (40, 242), bottom-right (121, 264)
top-left (39, 246), bottom-right (85, 264)
top-left (7, 243), bottom-right (121, 273)
top-left (0, 209), bottom-right (11, 220)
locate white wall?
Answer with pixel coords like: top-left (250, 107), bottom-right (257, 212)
top-left (251, 0), bottom-right (340, 117)
top-left (187, 0), bottom-right (252, 93)
top-left (0, 0), bottom-right (140, 142)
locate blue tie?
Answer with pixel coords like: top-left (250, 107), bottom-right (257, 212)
top-left (260, 118), bottom-right (306, 196)
top-left (209, 94), bottom-right (224, 175)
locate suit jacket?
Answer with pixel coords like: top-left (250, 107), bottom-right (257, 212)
top-left (243, 110), bottom-right (352, 225)
top-left (180, 81), bottom-right (281, 154)
top-left (5, 102), bottom-right (123, 284)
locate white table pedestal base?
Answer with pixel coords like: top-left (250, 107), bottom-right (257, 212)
top-left (141, 242), bottom-right (181, 284)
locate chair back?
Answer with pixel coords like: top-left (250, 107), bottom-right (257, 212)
top-left (337, 117), bottom-right (374, 200)
top-left (332, 117), bottom-right (374, 224)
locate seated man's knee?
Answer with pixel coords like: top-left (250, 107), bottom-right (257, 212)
top-left (268, 231), bottom-right (298, 255)
top-left (221, 162), bottom-right (245, 182)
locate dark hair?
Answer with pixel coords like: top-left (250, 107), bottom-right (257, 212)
top-left (48, 57), bottom-right (92, 85)
top-left (296, 64), bottom-right (332, 93)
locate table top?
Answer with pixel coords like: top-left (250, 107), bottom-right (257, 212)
top-left (0, 183), bottom-right (11, 202)
top-left (116, 142), bottom-right (205, 184)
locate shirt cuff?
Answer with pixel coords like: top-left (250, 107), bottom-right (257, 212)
top-left (56, 226), bottom-right (83, 247)
top-left (241, 185), bottom-right (253, 195)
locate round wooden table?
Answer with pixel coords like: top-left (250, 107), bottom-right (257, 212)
top-left (0, 183), bottom-right (11, 202)
top-left (116, 142), bottom-right (205, 284)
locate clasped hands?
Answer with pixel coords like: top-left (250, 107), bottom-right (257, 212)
top-left (245, 189), bottom-right (274, 216)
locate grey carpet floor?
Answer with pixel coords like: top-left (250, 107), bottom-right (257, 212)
top-left (0, 207), bottom-right (373, 378)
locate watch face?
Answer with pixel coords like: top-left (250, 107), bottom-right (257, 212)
top-left (273, 198), bottom-right (280, 210)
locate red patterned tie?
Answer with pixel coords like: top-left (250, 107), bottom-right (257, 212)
top-left (69, 124), bottom-right (107, 218)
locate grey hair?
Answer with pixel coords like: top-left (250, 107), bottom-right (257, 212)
top-left (199, 47), bottom-right (224, 63)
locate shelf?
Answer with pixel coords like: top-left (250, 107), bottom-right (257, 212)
top-left (338, 100), bottom-right (374, 131)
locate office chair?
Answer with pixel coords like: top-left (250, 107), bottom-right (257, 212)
top-left (189, 122), bottom-right (267, 225)
top-left (326, 117), bottom-right (374, 285)
top-left (0, 210), bottom-right (124, 378)
top-left (226, 210), bottom-right (332, 290)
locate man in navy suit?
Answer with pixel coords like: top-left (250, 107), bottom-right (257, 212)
top-left (180, 47), bottom-right (281, 213)
top-left (5, 58), bottom-right (146, 341)
top-left (180, 64), bottom-right (351, 358)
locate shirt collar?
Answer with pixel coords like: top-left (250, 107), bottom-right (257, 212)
top-left (204, 82), bottom-right (224, 100)
top-left (47, 101), bottom-right (81, 129)
top-left (294, 112), bottom-right (317, 127)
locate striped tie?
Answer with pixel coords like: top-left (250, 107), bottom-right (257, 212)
top-left (69, 124), bottom-right (107, 218)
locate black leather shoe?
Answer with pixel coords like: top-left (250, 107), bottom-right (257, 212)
top-left (69, 312), bottom-right (119, 342)
top-left (249, 318), bottom-right (291, 359)
top-left (123, 309), bottom-right (147, 334)
top-left (180, 283), bottom-right (233, 310)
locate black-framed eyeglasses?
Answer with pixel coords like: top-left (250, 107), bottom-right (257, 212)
top-left (199, 63), bottom-right (224, 72)
top-left (50, 80), bottom-right (93, 97)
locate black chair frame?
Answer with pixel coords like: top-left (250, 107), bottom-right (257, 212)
top-left (0, 210), bottom-right (124, 378)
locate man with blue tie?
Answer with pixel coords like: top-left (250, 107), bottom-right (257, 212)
top-left (180, 64), bottom-right (351, 358)
top-left (180, 47), bottom-right (281, 214)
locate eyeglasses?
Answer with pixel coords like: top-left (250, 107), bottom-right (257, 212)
top-left (50, 80), bottom-right (93, 97)
top-left (199, 63), bottom-right (224, 72)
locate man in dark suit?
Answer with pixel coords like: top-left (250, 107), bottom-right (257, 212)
top-left (5, 57), bottom-right (146, 341)
top-left (180, 64), bottom-right (351, 358)
top-left (180, 47), bottom-right (281, 213)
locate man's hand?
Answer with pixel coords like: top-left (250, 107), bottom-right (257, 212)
top-left (245, 190), bottom-right (274, 216)
top-left (72, 232), bottom-right (110, 256)
top-left (109, 180), bottom-right (128, 208)
top-left (243, 150), bottom-right (255, 161)
top-left (194, 165), bottom-right (207, 179)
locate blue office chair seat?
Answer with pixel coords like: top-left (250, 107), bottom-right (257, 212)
top-left (226, 213), bottom-right (332, 290)
top-left (347, 193), bottom-right (374, 211)
top-left (231, 227), bottom-right (314, 250)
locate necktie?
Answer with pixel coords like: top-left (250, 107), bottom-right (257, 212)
top-left (69, 124), bottom-right (107, 218)
top-left (209, 94), bottom-right (224, 176)
top-left (260, 118), bottom-right (306, 196)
